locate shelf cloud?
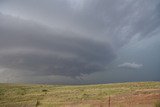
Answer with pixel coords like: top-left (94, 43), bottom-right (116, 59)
top-left (0, 13), bottom-right (115, 77)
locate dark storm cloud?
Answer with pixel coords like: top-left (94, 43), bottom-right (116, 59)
top-left (0, 13), bottom-right (115, 77)
top-left (0, 0), bottom-right (160, 83)
top-left (1, 0), bottom-right (160, 45)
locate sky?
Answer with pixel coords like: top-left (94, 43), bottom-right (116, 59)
top-left (0, 0), bottom-right (160, 84)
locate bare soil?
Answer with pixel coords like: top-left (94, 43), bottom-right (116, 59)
top-left (65, 89), bottom-right (160, 107)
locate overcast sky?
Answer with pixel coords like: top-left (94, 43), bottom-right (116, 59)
top-left (0, 0), bottom-right (160, 84)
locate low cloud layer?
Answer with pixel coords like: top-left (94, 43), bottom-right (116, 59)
top-left (118, 62), bottom-right (143, 69)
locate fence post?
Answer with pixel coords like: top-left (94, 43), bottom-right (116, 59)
top-left (108, 95), bottom-right (110, 107)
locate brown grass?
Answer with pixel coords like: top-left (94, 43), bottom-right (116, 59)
top-left (0, 81), bottom-right (160, 107)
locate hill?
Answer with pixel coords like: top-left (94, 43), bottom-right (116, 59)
top-left (0, 81), bottom-right (160, 107)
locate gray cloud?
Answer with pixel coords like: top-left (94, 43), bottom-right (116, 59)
top-left (118, 62), bottom-right (143, 69)
top-left (0, 0), bottom-right (160, 83)
top-left (1, 0), bottom-right (160, 44)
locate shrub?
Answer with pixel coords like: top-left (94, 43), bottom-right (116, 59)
top-left (36, 100), bottom-right (40, 107)
top-left (155, 101), bottom-right (160, 107)
top-left (0, 89), bottom-right (5, 95)
top-left (42, 89), bottom-right (48, 92)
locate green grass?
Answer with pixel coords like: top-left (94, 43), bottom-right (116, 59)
top-left (0, 81), bottom-right (160, 107)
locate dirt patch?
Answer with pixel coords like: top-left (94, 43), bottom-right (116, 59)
top-left (65, 89), bottom-right (160, 107)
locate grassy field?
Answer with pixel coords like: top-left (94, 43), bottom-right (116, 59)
top-left (0, 81), bottom-right (160, 107)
